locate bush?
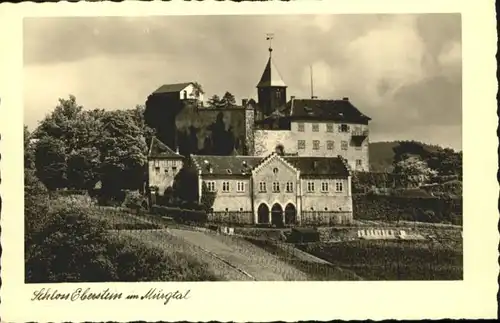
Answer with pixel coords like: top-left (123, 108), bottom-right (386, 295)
top-left (25, 170), bottom-right (50, 239)
top-left (25, 204), bottom-right (115, 283)
top-left (122, 190), bottom-right (147, 210)
top-left (151, 205), bottom-right (207, 223)
top-left (25, 201), bottom-right (217, 282)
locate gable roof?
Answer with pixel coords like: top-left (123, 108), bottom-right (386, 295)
top-left (257, 57), bottom-right (287, 88)
top-left (152, 82), bottom-right (193, 95)
top-left (148, 136), bottom-right (183, 159)
top-left (285, 98), bottom-right (371, 124)
top-left (191, 155), bottom-right (262, 176)
top-left (283, 156), bottom-right (350, 177)
top-left (190, 154), bottom-right (350, 177)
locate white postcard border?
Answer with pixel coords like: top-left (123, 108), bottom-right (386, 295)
top-left (0, 0), bottom-right (498, 321)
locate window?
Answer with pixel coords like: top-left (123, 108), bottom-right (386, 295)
top-left (154, 167), bottom-right (160, 174)
top-left (286, 182), bottom-right (294, 193)
top-left (276, 91), bottom-right (281, 99)
top-left (341, 141), bottom-right (348, 150)
top-left (312, 123), bottom-right (319, 132)
top-left (298, 140), bottom-right (306, 150)
top-left (164, 168), bottom-right (169, 173)
top-left (272, 182), bottom-right (280, 193)
top-left (313, 140), bottom-right (320, 150)
top-left (307, 181), bottom-right (315, 192)
top-left (297, 123), bottom-right (305, 132)
top-left (172, 166), bottom-right (177, 173)
top-left (321, 182), bottom-right (329, 192)
top-left (222, 181), bottom-right (230, 192)
top-left (153, 160), bottom-right (160, 167)
top-left (356, 159), bottom-right (363, 167)
top-left (237, 181), bottom-right (245, 192)
top-left (327, 140), bottom-right (334, 150)
top-left (273, 167), bottom-right (279, 174)
top-left (259, 182), bottom-right (267, 192)
top-left (206, 181), bottom-right (216, 192)
top-left (339, 124), bottom-right (350, 132)
top-left (183, 90), bottom-right (188, 99)
top-left (326, 123), bottom-right (334, 132)
top-left (336, 181), bottom-right (343, 192)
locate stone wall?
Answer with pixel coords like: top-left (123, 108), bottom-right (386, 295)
top-left (253, 130), bottom-right (295, 156)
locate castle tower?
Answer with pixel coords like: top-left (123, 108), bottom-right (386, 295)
top-left (256, 35), bottom-right (287, 117)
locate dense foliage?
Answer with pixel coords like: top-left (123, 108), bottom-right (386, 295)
top-left (298, 240), bottom-right (462, 280)
top-left (25, 177), bottom-right (218, 282)
top-left (30, 95), bottom-right (155, 198)
top-left (353, 194), bottom-right (462, 225)
top-left (369, 141), bottom-right (462, 177)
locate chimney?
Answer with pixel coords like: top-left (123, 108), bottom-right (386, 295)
top-left (342, 97), bottom-right (349, 101)
top-left (290, 96), bottom-right (295, 100)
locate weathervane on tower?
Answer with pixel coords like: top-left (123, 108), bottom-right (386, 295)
top-left (266, 33), bottom-right (274, 56)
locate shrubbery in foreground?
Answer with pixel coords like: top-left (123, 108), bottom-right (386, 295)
top-left (25, 172), bottom-right (219, 282)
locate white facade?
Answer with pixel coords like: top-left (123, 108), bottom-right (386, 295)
top-left (179, 83), bottom-right (205, 102)
top-left (253, 121), bottom-right (369, 171)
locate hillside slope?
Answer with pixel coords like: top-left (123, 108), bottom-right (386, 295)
top-left (369, 141), bottom-right (444, 172)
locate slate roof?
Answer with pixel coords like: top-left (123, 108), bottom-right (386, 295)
top-left (257, 57), bottom-right (287, 88)
top-left (190, 154), bottom-right (349, 177)
top-left (285, 98), bottom-right (371, 124)
top-left (191, 155), bottom-right (262, 176)
top-left (283, 157), bottom-right (350, 177)
top-left (152, 82), bottom-right (193, 95)
top-left (148, 137), bottom-right (183, 159)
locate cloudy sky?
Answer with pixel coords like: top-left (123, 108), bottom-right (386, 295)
top-left (24, 14), bottom-right (462, 150)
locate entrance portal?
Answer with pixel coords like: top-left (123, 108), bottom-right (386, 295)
top-left (257, 203), bottom-right (270, 224)
top-left (284, 203), bottom-right (297, 225)
top-left (271, 203), bottom-right (284, 227)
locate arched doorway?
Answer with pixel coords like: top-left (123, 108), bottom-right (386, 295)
top-left (257, 203), bottom-right (269, 224)
top-left (271, 203), bottom-right (284, 227)
top-left (284, 203), bottom-right (297, 225)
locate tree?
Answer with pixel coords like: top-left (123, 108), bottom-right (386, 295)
top-left (191, 82), bottom-right (205, 99)
top-left (24, 125), bottom-right (35, 170)
top-left (426, 148), bottom-right (462, 176)
top-left (67, 147), bottom-right (100, 190)
top-left (200, 181), bottom-right (216, 212)
top-left (393, 156), bottom-right (438, 187)
top-left (172, 163), bottom-right (199, 203)
top-left (207, 94), bottom-right (222, 108)
top-left (97, 110), bottom-right (149, 195)
top-left (221, 91), bottom-right (236, 107)
top-left (34, 137), bottom-right (68, 190)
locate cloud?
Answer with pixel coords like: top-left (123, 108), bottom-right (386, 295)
top-left (23, 14), bottom-right (462, 150)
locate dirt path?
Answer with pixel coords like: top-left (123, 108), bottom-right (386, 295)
top-left (167, 229), bottom-right (309, 281)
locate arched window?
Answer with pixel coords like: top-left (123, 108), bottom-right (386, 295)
top-left (183, 90), bottom-right (188, 99)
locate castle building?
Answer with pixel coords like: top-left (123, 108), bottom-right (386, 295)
top-left (146, 39), bottom-right (372, 225)
top-left (147, 136), bottom-right (184, 199)
top-left (190, 152), bottom-right (353, 226)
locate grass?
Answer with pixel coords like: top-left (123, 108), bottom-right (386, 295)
top-left (297, 239), bottom-right (463, 280)
top-left (86, 206), bottom-right (162, 230)
top-left (244, 238), bottom-right (362, 281)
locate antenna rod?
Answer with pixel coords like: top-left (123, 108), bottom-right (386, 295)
top-left (310, 65), bottom-right (314, 99)
top-left (266, 33), bottom-right (274, 57)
